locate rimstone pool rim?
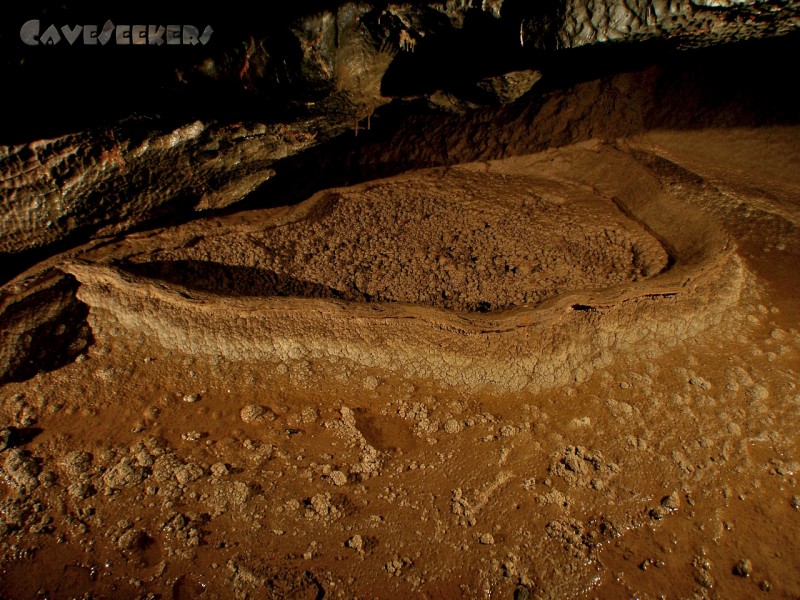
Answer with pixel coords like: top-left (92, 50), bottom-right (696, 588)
top-left (61, 151), bottom-right (744, 392)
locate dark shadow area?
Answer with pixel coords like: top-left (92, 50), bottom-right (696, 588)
top-left (120, 260), bottom-right (348, 300)
top-left (0, 271), bottom-right (93, 385)
top-left (120, 260), bottom-right (586, 313)
top-left (2, 1), bottom-right (797, 144)
top-left (0, 0), bottom-right (342, 144)
top-left (1, 26), bottom-right (797, 286)
top-left (571, 304), bottom-right (597, 312)
top-left (380, 7), bottom-right (530, 98)
top-left (231, 31), bottom-right (800, 214)
top-left (0, 426), bottom-right (44, 451)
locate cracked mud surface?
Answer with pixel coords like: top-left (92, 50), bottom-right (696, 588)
top-left (1, 127), bottom-right (800, 599)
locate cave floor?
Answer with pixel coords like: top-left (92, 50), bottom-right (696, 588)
top-left (1, 127), bottom-right (799, 599)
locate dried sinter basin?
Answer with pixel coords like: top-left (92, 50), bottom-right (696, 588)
top-left (65, 141), bottom-right (743, 391)
top-left (120, 168), bottom-right (669, 312)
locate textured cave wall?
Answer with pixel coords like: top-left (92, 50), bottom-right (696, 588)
top-left (0, 1), bottom-right (799, 319)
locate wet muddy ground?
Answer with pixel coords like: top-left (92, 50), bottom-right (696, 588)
top-left (1, 128), bottom-right (799, 599)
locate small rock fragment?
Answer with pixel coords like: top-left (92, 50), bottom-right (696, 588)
top-left (4, 449), bottom-right (41, 492)
top-left (240, 405), bottom-right (274, 423)
top-left (444, 419), bottom-right (462, 434)
top-left (689, 376), bottom-right (712, 390)
top-left (346, 535), bottom-right (363, 551)
top-left (211, 463), bottom-right (229, 477)
top-left (746, 385), bottom-right (769, 402)
top-left (152, 454), bottom-right (182, 483)
top-left (693, 556), bottom-right (714, 589)
top-left (499, 425), bottom-right (517, 438)
top-left (103, 458), bottom-right (145, 489)
top-left (174, 463), bottom-right (204, 485)
top-left (329, 471), bottom-right (347, 486)
top-left (67, 482), bottom-right (92, 500)
top-left (734, 558), bottom-right (753, 578)
top-left (479, 533), bottom-right (495, 545)
top-left (661, 491), bottom-right (680, 511)
top-left (117, 529), bottom-right (148, 551)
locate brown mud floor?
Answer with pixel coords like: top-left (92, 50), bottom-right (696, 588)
top-left (1, 127), bottom-right (800, 599)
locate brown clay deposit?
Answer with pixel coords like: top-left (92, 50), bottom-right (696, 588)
top-left (1, 127), bottom-right (799, 599)
top-left (119, 167), bottom-right (668, 311)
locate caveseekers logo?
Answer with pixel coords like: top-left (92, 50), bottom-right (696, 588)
top-left (20, 19), bottom-right (213, 46)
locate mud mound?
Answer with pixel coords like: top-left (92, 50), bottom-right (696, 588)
top-left (125, 169), bottom-right (668, 312)
top-left (59, 139), bottom-right (741, 392)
